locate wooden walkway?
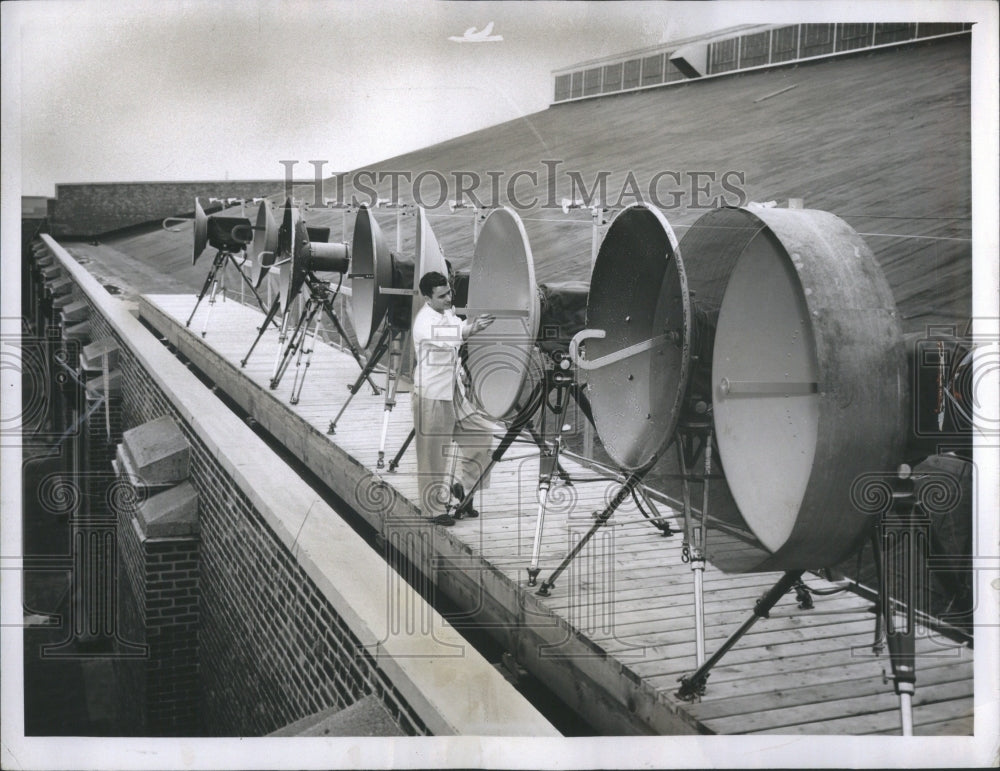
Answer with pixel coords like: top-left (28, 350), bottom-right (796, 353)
top-left (139, 292), bottom-right (974, 736)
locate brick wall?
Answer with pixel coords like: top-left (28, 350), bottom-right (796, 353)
top-left (49, 181), bottom-right (288, 239)
top-left (59, 257), bottom-right (425, 737)
top-left (113, 490), bottom-right (146, 735)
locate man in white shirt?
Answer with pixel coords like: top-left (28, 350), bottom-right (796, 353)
top-left (411, 271), bottom-right (495, 525)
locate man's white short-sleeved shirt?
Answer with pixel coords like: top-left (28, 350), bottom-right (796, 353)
top-left (412, 303), bottom-right (464, 400)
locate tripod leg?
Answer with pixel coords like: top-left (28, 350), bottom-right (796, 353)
top-left (453, 406), bottom-right (537, 513)
top-left (230, 253), bottom-right (278, 326)
top-left (322, 301), bottom-right (381, 395)
top-left (676, 437), bottom-right (705, 665)
top-left (290, 301), bottom-right (323, 405)
top-left (201, 278), bottom-right (220, 338)
top-left (387, 427), bottom-right (415, 472)
top-left (537, 472), bottom-right (645, 597)
top-left (527, 480), bottom-right (552, 586)
top-left (186, 252), bottom-right (222, 328)
top-left (881, 471), bottom-right (922, 736)
top-left (694, 430), bottom-right (712, 665)
top-left (526, 423), bottom-right (572, 484)
top-left (527, 433), bottom-right (564, 586)
top-left (271, 311), bottom-right (291, 383)
top-left (328, 325), bottom-right (391, 434)
top-left (241, 296), bottom-right (281, 368)
top-left (572, 383), bottom-right (595, 426)
top-left (676, 570), bottom-right (804, 700)
top-left (271, 301), bottom-right (312, 389)
top-left (377, 331), bottom-right (403, 468)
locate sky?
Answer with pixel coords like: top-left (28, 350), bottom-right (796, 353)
top-left (5, 0), bottom-right (734, 197)
top-left (6, 0), bottom-right (987, 198)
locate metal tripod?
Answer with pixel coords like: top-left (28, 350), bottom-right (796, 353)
top-left (269, 275), bottom-right (379, 402)
top-left (675, 468), bottom-right (926, 734)
top-left (535, 468), bottom-right (652, 597)
top-left (675, 569), bottom-right (807, 700)
top-left (533, 392), bottom-right (676, 596)
top-left (187, 248), bottom-right (272, 338)
top-left (383, 371), bottom-right (574, 476)
top-left (376, 329), bottom-right (409, 468)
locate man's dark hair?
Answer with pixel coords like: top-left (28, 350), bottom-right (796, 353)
top-left (419, 271), bottom-right (449, 298)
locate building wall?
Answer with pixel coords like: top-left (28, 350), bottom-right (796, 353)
top-left (49, 181), bottom-right (287, 239)
top-left (37, 240), bottom-right (427, 736)
top-left (31, 232), bottom-right (560, 739)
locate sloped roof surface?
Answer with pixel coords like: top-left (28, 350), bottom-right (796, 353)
top-left (101, 36), bottom-right (971, 335)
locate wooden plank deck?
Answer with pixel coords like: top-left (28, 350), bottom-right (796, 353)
top-left (138, 292), bottom-right (974, 736)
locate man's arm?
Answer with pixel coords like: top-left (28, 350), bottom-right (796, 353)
top-left (461, 314), bottom-right (495, 339)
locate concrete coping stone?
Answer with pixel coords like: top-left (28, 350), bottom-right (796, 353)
top-left (112, 451), bottom-right (176, 501)
top-left (45, 272), bottom-right (76, 290)
top-left (120, 415), bottom-right (190, 485)
top-left (53, 291), bottom-right (80, 309)
top-left (63, 320), bottom-right (92, 342)
top-left (85, 369), bottom-right (122, 398)
top-left (268, 695), bottom-right (404, 737)
top-left (48, 275), bottom-right (74, 294)
top-left (61, 299), bottom-right (90, 324)
top-left (81, 337), bottom-right (120, 371)
top-left (136, 480), bottom-right (199, 539)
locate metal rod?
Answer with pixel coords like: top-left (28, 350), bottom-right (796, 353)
top-left (186, 250), bottom-right (225, 328)
top-left (289, 307), bottom-right (324, 404)
top-left (270, 311), bottom-right (291, 383)
top-left (241, 296), bottom-right (282, 368)
top-left (387, 427), bottom-right (415, 472)
top-left (452, 379), bottom-right (546, 513)
top-left (328, 324), bottom-right (392, 434)
top-left (201, 279), bottom-right (219, 338)
top-left (321, 295), bottom-right (380, 395)
top-left (376, 331), bottom-right (403, 468)
top-left (900, 692), bottom-right (914, 736)
top-left (693, 568), bottom-right (706, 666)
top-left (536, 471), bottom-right (646, 597)
top-left (527, 429), bottom-right (565, 586)
top-left (696, 429), bottom-right (713, 665)
top-left (676, 570), bottom-right (804, 700)
top-left (676, 431), bottom-right (706, 665)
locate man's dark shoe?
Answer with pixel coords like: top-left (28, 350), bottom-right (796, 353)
top-left (429, 513), bottom-right (455, 526)
top-left (451, 483), bottom-right (479, 518)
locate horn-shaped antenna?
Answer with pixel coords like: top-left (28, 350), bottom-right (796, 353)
top-left (708, 205), bottom-right (905, 570)
top-left (350, 205), bottom-right (393, 348)
top-left (249, 200), bottom-right (280, 287)
top-left (464, 208), bottom-right (541, 421)
top-left (413, 206), bottom-right (450, 328)
top-left (276, 198), bottom-right (351, 312)
top-left (573, 203), bottom-right (690, 472)
top-left (161, 198), bottom-right (210, 264)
